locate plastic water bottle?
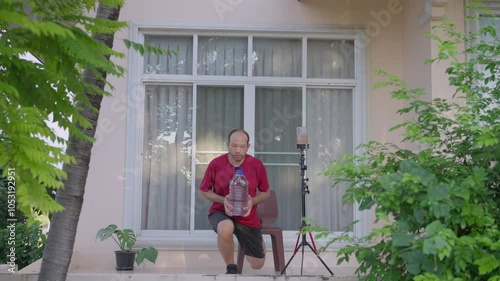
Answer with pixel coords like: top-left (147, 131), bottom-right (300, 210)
top-left (229, 169), bottom-right (248, 216)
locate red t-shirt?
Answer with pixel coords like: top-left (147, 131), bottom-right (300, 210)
top-left (200, 153), bottom-right (270, 228)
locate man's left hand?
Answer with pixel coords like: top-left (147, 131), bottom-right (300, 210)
top-left (242, 195), bottom-right (253, 217)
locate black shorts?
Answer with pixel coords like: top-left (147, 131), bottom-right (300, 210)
top-left (208, 211), bottom-right (265, 259)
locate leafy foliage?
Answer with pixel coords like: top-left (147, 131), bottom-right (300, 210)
top-left (0, 0), bottom-right (128, 215)
top-left (323, 3), bottom-right (500, 281)
top-left (2, 1), bottom-right (175, 279)
top-left (0, 171), bottom-right (47, 269)
top-left (0, 0), bottom-right (179, 216)
top-left (124, 39), bottom-right (179, 57)
top-left (95, 224), bottom-right (158, 266)
top-left (0, 222), bottom-right (47, 269)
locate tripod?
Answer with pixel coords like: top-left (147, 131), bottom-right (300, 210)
top-left (281, 144), bottom-right (334, 275)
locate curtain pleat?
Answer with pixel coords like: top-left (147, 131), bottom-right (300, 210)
top-left (255, 87), bottom-right (302, 230)
top-left (253, 38), bottom-right (301, 77)
top-left (198, 37), bottom-right (247, 76)
top-left (306, 88), bottom-right (353, 231)
top-left (307, 40), bottom-right (355, 79)
top-left (144, 36), bottom-right (193, 75)
top-left (142, 85), bottom-right (193, 230)
top-left (193, 86), bottom-right (244, 230)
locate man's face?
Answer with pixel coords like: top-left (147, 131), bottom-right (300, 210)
top-left (227, 131), bottom-right (249, 162)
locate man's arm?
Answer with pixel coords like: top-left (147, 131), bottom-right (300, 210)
top-left (252, 189), bottom-right (271, 206)
top-left (200, 189), bottom-right (225, 204)
top-left (200, 189), bottom-right (235, 216)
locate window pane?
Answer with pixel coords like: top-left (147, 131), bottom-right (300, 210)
top-left (194, 86), bottom-right (244, 230)
top-left (478, 16), bottom-right (500, 88)
top-left (144, 36), bottom-right (193, 75)
top-left (479, 16), bottom-right (500, 43)
top-left (306, 88), bottom-right (353, 231)
top-left (307, 40), bottom-right (355, 79)
top-left (254, 87), bottom-right (303, 230)
top-left (252, 38), bottom-right (302, 77)
top-left (198, 37), bottom-right (247, 76)
top-left (142, 85), bottom-right (193, 230)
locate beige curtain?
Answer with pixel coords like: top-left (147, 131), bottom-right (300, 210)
top-left (307, 88), bottom-right (353, 231)
top-left (142, 85), bottom-right (193, 230)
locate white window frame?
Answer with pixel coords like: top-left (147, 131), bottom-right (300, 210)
top-left (465, 0), bottom-right (500, 89)
top-left (124, 21), bottom-right (371, 251)
top-left (466, 0), bottom-right (500, 41)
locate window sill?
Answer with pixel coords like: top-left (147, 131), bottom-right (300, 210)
top-left (135, 231), bottom-right (352, 252)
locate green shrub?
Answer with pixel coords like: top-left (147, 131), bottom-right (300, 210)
top-left (0, 169), bottom-right (47, 270)
top-left (0, 222), bottom-right (46, 269)
top-left (323, 4), bottom-right (500, 281)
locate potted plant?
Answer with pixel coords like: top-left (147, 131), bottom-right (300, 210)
top-left (96, 224), bottom-right (158, 270)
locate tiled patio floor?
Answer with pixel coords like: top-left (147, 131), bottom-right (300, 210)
top-left (2, 264), bottom-right (359, 281)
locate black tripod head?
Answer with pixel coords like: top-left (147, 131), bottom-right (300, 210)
top-left (296, 144), bottom-right (309, 150)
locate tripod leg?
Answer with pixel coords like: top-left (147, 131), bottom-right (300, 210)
top-left (300, 240), bottom-right (305, 275)
top-left (308, 231), bottom-right (317, 251)
top-left (280, 243), bottom-right (303, 275)
top-left (306, 243), bottom-right (334, 276)
top-left (280, 227), bottom-right (302, 275)
top-left (292, 228), bottom-right (301, 255)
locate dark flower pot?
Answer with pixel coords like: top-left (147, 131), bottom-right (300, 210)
top-left (115, 251), bottom-right (135, 270)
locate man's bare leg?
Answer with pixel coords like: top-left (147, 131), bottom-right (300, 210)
top-left (246, 238), bottom-right (266, 269)
top-left (217, 219), bottom-right (236, 265)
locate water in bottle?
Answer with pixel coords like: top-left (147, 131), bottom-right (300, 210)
top-left (229, 169), bottom-right (248, 216)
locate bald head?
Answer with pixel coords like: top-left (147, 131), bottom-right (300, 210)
top-left (227, 129), bottom-right (250, 145)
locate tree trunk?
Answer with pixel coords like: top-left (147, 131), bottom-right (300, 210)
top-left (37, 3), bottom-right (121, 281)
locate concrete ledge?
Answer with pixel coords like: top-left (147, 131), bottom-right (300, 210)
top-left (0, 274), bottom-right (36, 281)
top-left (1, 258), bottom-right (359, 281)
top-left (0, 264), bottom-right (17, 274)
top-left (0, 273), bottom-right (358, 281)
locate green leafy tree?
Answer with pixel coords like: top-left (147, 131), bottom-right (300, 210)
top-left (0, 0), bottom-right (125, 214)
top-left (1, 0), bottom-right (174, 279)
top-left (323, 4), bottom-right (500, 281)
top-left (2, 0), bottom-right (120, 280)
top-left (2, 0), bottom-right (174, 280)
top-left (1, 1), bottom-right (125, 279)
